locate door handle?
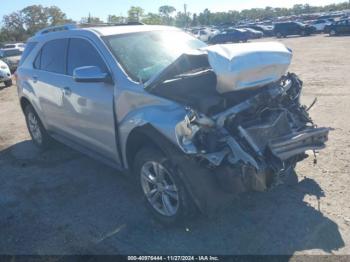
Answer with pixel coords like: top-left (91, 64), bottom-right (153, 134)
top-left (62, 87), bottom-right (72, 96)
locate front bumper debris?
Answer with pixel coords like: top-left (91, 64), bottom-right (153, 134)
top-left (269, 127), bottom-right (330, 161)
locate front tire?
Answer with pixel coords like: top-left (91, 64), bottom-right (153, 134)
top-left (134, 147), bottom-right (197, 225)
top-left (4, 79), bottom-right (12, 87)
top-left (329, 29), bottom-right (336, 36)
top-left (24, 104), bottom-right (52, 150)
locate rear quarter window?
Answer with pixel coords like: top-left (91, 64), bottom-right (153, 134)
top-left (19, 42), bottom-right (37, 66)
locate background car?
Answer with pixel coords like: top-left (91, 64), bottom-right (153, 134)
top-left (0, 59), bottom-right (12, 87)
top-left (193, 28), bottom-right (220, 42)
top-left (0, 48), bottom-right (23, 72)
top-left (194, 28), bottom-right (212, 42)
top-left (328, 19), bottom-right (350, 36)
top-left (242, 28), bottom-right (264, 39)
top-left (209, 28), bottom-right (248, 44)
top-left (309, 19), bottom-right (333, 32)
top-left (274, 21), bottom-right (315, 38)
top-left (3, 43), bottom-right (26, 52)
top-left (248, 25), bottom-right (274, 36)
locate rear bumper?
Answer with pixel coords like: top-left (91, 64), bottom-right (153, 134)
top-left (269, 127), bottom-right (330, 161)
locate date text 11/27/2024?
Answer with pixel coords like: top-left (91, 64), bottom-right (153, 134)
top-left (127, 256), bottom-right (220, 261)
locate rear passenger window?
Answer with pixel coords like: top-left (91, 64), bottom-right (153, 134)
top-left (67, 38), bottom-right (107, 76)
top-left (40, 39), bottom-right (68, 74)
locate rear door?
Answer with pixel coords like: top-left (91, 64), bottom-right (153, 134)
top-left (61, 37), bottom-right (118, 162)
top-left (31, 38), bottom-right (70, 132)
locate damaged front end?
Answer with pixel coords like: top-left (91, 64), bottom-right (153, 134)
top-left (175, 73), bottom-right (330, 193)
top-left (147, 42), bottom-right (330, 193)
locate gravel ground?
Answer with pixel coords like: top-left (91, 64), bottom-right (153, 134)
top-left (0, 34), bottom-right (349, 255)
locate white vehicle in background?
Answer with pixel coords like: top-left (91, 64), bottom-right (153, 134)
top-left (310, 19), bottom-right (332, 32)
top-left (4, 43), bottom-right (26, 52)
top-left (0, 48), bottom-right (23, 72)
top-left (0, 60), bottom-right (12, 87)
top-left (194, 29), bottom-right (211, 42)
top-left (194, 28), bottom-right (220, 42)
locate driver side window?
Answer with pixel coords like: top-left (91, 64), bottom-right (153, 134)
top-left (67, 38), bottom-right (108, 76)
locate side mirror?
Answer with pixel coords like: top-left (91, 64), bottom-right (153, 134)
top-left (73, 66), bottom-right (111, 83)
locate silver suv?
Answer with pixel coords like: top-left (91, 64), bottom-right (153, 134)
top-left (17, 24), bottom-right (330, 224)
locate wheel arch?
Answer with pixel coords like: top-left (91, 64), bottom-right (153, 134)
top-left (20, 96), bottom-right (31, 113)
top-left (125, 124), bottom-right (172, 171)
top-left (19, 96), bottom-right (48, 130)
top-left (124, 123), bottom-right (233, 215)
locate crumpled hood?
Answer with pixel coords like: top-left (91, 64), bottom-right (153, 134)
top-left (145, 42), bottom-right (292, 94)
top-left (203, 42), bottom-right (292, 93)
top-left (144, 49), bottom-right (208, 91)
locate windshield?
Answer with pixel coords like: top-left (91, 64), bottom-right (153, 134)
top-left (104, 30), bottom-right (207, 82)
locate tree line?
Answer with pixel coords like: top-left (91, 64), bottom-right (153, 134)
top-left (1, 2), bottom-right (349, 42)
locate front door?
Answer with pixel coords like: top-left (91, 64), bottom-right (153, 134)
top-left (60, 37), bottom-right (119, 163)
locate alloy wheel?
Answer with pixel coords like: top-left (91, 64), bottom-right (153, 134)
top-left (140, 161), bottom-right (179, 217)
top-left (28, 112), bottom-right (42, 145)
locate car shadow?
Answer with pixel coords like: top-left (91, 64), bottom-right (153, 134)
top-left (0, 140), bottom-right (345, 255)
top-left (274, 35), bottom-right (319, 39)
top-left (325, 34), bottom-right (350, 38)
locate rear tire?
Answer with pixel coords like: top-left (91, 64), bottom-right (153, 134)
top-left (24, 104), bottom-right (52, 150)
top-left (134, 147), bottom-right (197, 225)
top-left (4, 79), bottom-right (12, 87)
top-left (329, 29), bottom-right (336, 36)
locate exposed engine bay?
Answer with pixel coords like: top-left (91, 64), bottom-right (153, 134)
top-left (146, 42), bottom-right (330, 193)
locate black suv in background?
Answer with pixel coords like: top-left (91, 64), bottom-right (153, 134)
top-left (274, 22), bottom-right (315, 38)
top-left (328, 19), bottom-right (350, 36)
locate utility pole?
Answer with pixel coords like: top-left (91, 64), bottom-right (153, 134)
top-left (184, 4), bottom-right (188, 28)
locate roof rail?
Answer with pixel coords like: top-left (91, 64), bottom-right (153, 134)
top-left (34, 21), bottom-right (145, 36)
top-left (35, 24), bottom-right (78, 36)
top-left (79, 21), bottom-right (145, 28)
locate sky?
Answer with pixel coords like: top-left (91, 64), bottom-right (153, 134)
top-left (1, 0), bottom-right (347, 21)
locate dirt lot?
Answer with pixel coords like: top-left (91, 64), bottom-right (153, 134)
top-left (0, 34), bottom-right (350, 255)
